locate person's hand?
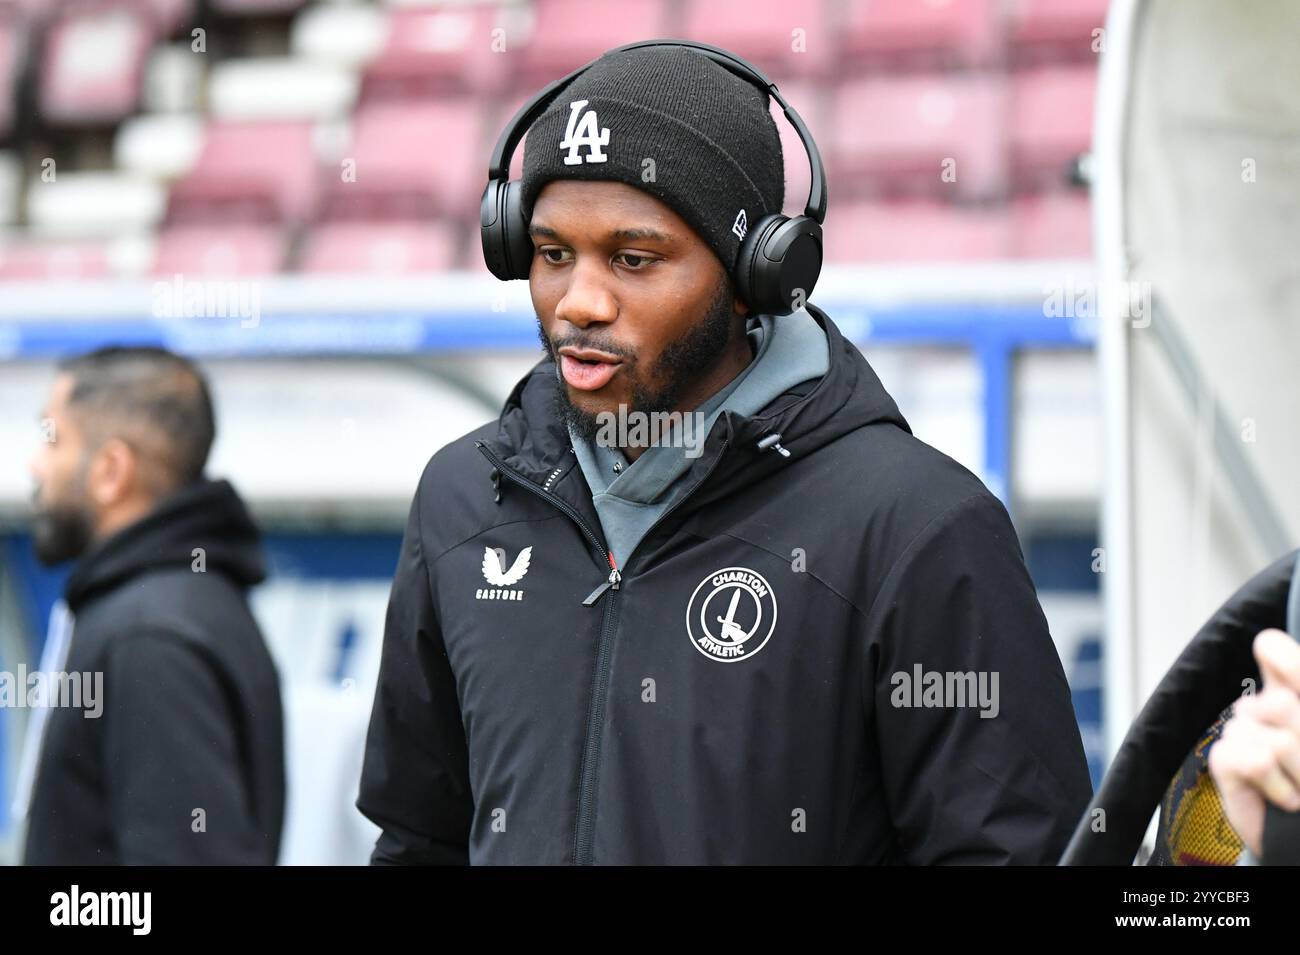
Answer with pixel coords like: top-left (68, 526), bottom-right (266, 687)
top-left (1208, 629), bottom-right (1300, 858)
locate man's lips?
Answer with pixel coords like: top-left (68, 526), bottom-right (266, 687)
top-left (558, 348), bottom-right (624, 391)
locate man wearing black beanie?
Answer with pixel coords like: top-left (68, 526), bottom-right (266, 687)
top-left (359, 44), bottom-right (1091, 865)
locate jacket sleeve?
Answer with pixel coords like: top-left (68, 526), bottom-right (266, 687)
top-left (103, 632), bottom-right (269, 864)
top-left (357, 476), bottom-right (474, 865)
top-left (870, 492), bottom-right (1093, 864)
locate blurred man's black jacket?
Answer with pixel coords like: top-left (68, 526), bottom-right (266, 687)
top-left (23, 478), bottom-right (285, 865)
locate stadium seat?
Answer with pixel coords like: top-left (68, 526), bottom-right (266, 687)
top-left (297, 219), bottom-right (458, 274)
top-left (840, 0), bottom-right (1002, 70)
top-left (208, 57), bottom-right (359, 120)
top-left (824, 199), bottom-right (1011, 261)
top-left (518, 0), bottom-right (668, 81)
top-left (165, 120), bottom-right (319, 225)
top-left (1009, 65), bottom-right (1097, 187)
top-left (318, 98), bottom-right (482, 222)
top-left (26, 171), bottom-right (166, 238)
top-left (360, 5), bottom-right (515, 101)
top-left (114, 112), bottom-right (205, 180)
top-left (680, 0), bottom-right (829, 77)
top-left (39, 0), bottom-right (156, 126)
top-left (1009, 0), bottom-right (1110, 65)
top-left (1011, 190), bottom-right (1092, 258)
top-left (152, 223), bottom-right (288, 275)
top-left (829, 73), bottom-right (1008, 200)
top-left (290, 1), bottom-right (387, 68)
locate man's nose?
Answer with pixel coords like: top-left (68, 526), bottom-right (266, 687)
top-left (554, 259), bottom-right (617, 330)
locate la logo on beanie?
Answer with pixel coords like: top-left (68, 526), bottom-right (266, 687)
top-left (560, 99), bottom-right (610, 165)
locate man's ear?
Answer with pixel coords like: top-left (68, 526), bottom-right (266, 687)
top-left (87, 437), bottom-right (137, 508)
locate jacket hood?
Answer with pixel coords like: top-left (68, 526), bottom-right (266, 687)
top-left (481, 305), bottom-right (911, 510)
top-left (64, 477), bottom-right (266, 612)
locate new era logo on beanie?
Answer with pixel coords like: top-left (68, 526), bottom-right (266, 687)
top-left (521, 45), bottom-right (785, 276)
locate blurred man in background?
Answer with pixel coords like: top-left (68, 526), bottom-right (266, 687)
top-left (17, 345), bottom-right (284, 865)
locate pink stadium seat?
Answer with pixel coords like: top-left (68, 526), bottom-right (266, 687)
top-left (1011, 190), bottom-right (1092, 258)
top-left (519, 0), bottom-right (668, 80)
top-left (152, 223), bottom-right (287, 275)
top-left (681, 0), bottom-right (829, 77)
top-left (840, 0), bottom-right (1001, 70)
top-left (1009, 0), bottom-right (1110, 64)
top-left (830, 73), bottom-right (1008, 200)
top-left (1009, 66), bottom-right (1097, 186)
top-left (824, 199), bottom-right (1011, 262)
top-left (298, 220), bottom-right (459, 274)
top-left (166, 121), bottom-right (318, 225)
top-left (39, 0), bottom-right (155, 126)
top-left (361, 5), bottom-right (511, 101)
top-left (319, 99), bottom-right (481, 223)
top-left (0, 240), bottom-right (110, 279)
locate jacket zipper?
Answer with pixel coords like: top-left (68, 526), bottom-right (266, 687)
top-left (475, 441), bottom-right (622, 866)
top-left (572, 437), bottom-right (731, 864)
top-left (572, 587), bottom-right (619, 864)
top-left (475, 434), bottom-right (734, 865)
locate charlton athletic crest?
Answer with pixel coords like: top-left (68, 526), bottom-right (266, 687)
top-left (686, 566), bottom-right (778, 663)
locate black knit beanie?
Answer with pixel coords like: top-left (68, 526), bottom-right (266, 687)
top-left (520, 44), bottom-right (786, 275)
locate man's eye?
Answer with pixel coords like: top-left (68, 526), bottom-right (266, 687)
top-left (617, 253), bottom-right (653, 269)
top-left (539, 248), bottom-right (571, 264)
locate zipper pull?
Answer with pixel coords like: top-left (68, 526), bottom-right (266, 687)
top-left (756, 433), bottom-right (791, 458)
top-left (582, 565), bottom-right (621, 606)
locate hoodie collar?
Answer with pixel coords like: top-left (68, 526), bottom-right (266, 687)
top-left (64, 478), bottom-right (266, 613)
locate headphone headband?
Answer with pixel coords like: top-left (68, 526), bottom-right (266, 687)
top-left (486, 38), bottom-right (826, 224)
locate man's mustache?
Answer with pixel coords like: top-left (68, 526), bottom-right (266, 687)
top-left (545, 335), bottom-right (637, 364)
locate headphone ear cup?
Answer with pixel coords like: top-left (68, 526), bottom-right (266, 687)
top-left (735, 214), bottom-right (824, 316)
top-left (480, 179), bottom-right (533, 280)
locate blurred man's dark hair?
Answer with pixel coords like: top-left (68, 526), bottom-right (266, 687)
top-left (58, 345), bottom-right (215, 493)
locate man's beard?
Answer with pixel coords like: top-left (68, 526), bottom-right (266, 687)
top-left (538, 276), bottom-right (741, 444)
top-left (31, 471), bottom-right (94, 566)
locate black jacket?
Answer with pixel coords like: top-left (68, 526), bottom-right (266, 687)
top-left (358, 305), bottom-right (1091, 865)
top-left (23, 479), bottom-right (285, 865)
